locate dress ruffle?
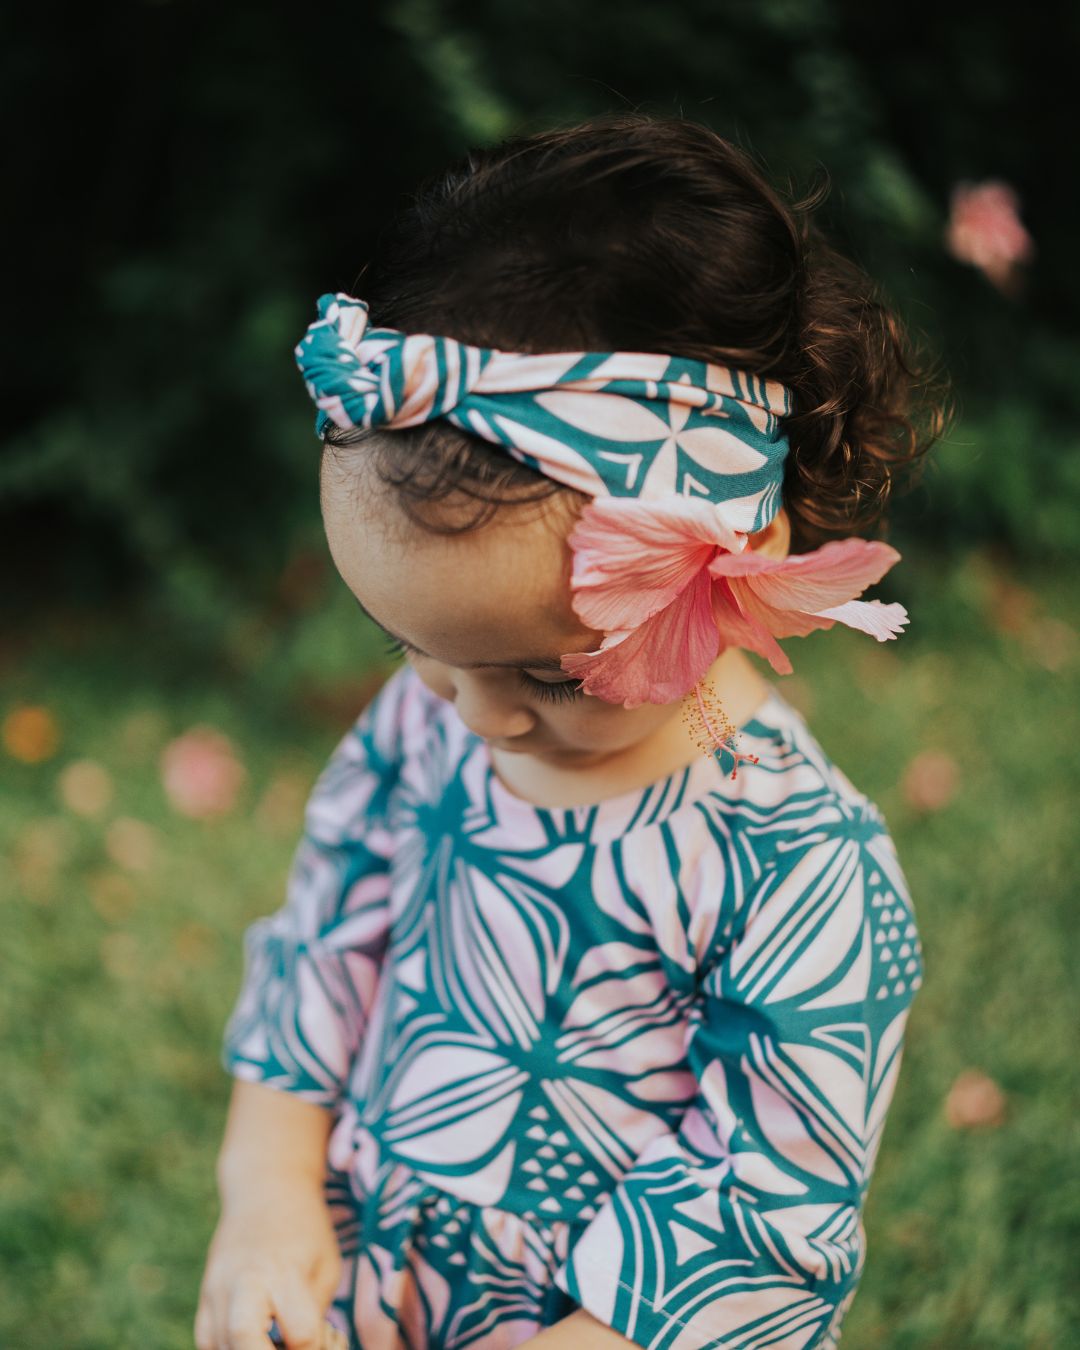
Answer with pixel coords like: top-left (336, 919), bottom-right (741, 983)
top-left (321, 1149), bottom-right (582, 1349)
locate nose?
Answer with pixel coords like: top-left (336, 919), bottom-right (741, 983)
top-left (451, 675), bottom-right (537, 741)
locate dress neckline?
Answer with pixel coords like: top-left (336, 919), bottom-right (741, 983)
top-left (471, 688), bottom-right (789, 842)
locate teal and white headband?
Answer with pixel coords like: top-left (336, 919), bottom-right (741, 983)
top-left (294, 290), bottom-right (907, 760)
top-left (295, 292), bottom-right (792, 534)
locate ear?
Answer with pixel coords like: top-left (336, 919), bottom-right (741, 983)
top-left (747, 506), bottom-right (791, 560)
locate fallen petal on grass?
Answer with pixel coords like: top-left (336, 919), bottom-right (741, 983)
top-left (160, 727), bottom-right (247, 818)
top-left (3, 705), bottom-right (61, 763)
top-left (903, 750), bottom-right (960, 813)
top-left (57, 759), bottom-right (114, 817)
top-left (945, 1068), bottom-right (1008, 1130)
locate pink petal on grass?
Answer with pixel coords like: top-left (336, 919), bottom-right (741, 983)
top-left (3, 705), bottom-right (61, 763)
top-left (903, 750), bottom-right (959, 813)
top-left (944, 1068), bottom-right (1006, 1130)
top-left (567, 495), bottom-right (746, 632)
top-left (160, 727), bottom-right (247, 819)
top-left (57, 760), bottom-right (114, 817)
top-left (561, 569), bottom-right (720, 707)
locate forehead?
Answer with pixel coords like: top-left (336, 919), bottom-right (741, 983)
top-left (320, 453), bottom-right (595, 656)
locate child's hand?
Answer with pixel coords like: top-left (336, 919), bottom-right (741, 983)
top-left (194, 1173), bottom-right (342, 1350)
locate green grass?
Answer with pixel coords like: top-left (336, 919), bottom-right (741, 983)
top-left (1, 549), bottom-right (1077, 1349)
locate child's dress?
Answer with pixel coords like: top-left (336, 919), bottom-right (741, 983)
top-left (222, 665), bottom-right (922, 1350)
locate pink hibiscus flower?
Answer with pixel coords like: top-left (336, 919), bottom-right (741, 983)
top-left (559, 496), bottom-right (907, 709)
top-left (944, 179), bottom-right (1035, 296)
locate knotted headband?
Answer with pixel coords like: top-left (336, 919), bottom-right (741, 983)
top-left (296, 292), bottom-right (907, 734)
top-left (296, 292), bottom-right (791, 533)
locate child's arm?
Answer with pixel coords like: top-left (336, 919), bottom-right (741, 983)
top-left (216, 1077), bottom-right (334, 1193)
top-left (195, 1080), bottom-right (340, 1349)
top-left (198, 672), bottom-right (415, 1348)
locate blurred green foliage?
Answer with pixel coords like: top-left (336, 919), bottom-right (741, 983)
top-left (4, 1), bottom-right (1079, 652)
top-left (2, 553), bottom-right (1078, 1348)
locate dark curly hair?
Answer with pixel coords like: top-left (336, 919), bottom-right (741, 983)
top-left (323, 112), bottom-right (954, 552)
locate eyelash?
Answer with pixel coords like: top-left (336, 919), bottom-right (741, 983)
top-left (381, 634), bottom-right (584, 703)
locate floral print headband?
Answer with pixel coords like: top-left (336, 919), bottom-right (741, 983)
top-left (296, 292), bottom-right (906, 770)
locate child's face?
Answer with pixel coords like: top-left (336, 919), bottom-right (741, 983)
top-left (319, 452), bottom-right (692, 766)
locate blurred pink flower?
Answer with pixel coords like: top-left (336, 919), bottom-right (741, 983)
top-left (159, 726), bottom-right (247, 819)
top-left (945, 179), bottom-right (1035, 295)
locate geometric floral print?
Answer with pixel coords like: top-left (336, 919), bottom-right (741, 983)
top-left (222, 665), bottom-right (921, 1349)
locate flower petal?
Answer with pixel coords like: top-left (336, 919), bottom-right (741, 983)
top-left (707, 538), bottom-right (901, 613)
top-left (815, 599), bottom-right (909, 640)
top-left (709, 538), bottom-right (904, 641)
top-left (561, 569), bottom-right (720, 706)
top-left (567, 495), bottom-right (745, 632)
top-left (729, 584), bottom-right (839, 640)
top-left (711, 581), bottom-right (792, 674)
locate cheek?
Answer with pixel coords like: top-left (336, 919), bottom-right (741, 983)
top-left (555, 696), bottom-right (665, 748)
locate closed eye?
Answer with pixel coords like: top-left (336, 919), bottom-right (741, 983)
top-left (518, 671), bottom-right (585, 704)
top-left (380, 633), bottom-right (585, 703)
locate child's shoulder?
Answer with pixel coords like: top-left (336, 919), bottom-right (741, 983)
top-left (718, 691), bottom-right (912, 901)
top-left (697, 686), bottom-right (906, 891)
top-left (737, 686), bottom-right (888, 825)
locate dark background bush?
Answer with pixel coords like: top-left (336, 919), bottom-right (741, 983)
top-left (5, 0), bottom-right (1077, 633)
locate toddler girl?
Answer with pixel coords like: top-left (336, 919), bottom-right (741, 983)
top-left (195, 113), bottom-right (947, 1350)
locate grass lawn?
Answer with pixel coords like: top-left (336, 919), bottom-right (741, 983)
top-left (1, 547), bottom-right (1077, 1349)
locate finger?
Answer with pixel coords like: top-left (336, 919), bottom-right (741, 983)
top-left (223, 1278), bottom-right (275, 1350)
top-left (193, 1293), bottom-right (219, 1350)
top-left (272, 1267), bottom-right (326, 1349)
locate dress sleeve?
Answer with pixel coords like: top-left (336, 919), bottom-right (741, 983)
top-left (553, 822), bottom-right (922, 1349)
top-left (220, 667), bottom-right (415, 1110)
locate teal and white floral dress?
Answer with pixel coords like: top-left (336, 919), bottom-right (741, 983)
top-left (222, 665), bottom-right (922, 1350)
